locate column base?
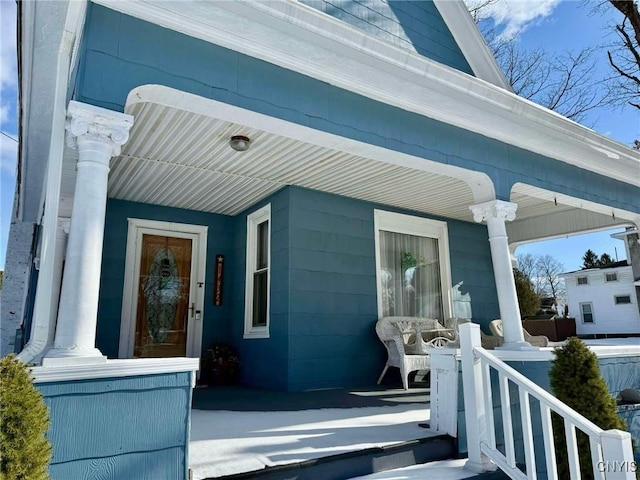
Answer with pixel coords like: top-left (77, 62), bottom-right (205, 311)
top-left (42, 347), bottom-right (107, 367)
top-left (496, 341), bottom-right (537, 351)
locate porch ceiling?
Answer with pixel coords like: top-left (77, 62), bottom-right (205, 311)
top-left (507, 184), bottom-right (638, 247)
top-left (104, 101), bottom-right (479, 220)
top-left (59, 97), bottom-right (639, 235)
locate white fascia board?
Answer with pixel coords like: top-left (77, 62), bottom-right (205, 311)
top-left (18, 0), bottom-right (87, 223)
top-left (31, 357), bottom-right (200, 383)
top-left (432, 0), bottom-right (511, 91)
top-left (95, 0), bottom-right (640, 188)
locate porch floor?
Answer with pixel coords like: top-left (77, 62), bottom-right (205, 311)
top-left (189, 384), bottom-right (440, 480)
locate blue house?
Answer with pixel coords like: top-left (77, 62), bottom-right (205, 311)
top-left (2, 0), bottom-right (639, 478)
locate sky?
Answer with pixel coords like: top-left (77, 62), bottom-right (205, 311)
top-left (0, 0), bottom-right (637, 272)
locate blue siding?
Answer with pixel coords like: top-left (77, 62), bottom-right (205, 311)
top-left (99, 185), bottom-right (498, 391)
top-left (36, 372), bottom-right (193, 480)
top-left (76, 5), bottom-right (639, 215)
top-left (99, 199), bottom-right (235, 358)
top-left (299, 0), bottom-right (473, 74)
top-left (231, 188), bottom-right (291, 391)
top-left (286, 187), bottom-right (498, 390)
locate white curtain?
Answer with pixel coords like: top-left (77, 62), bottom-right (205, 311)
top-left (379, 230), bottom-right (443, 319)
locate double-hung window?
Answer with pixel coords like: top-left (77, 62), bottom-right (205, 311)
top-left (244, 204), bottom-right (271, 338)
top-left (374, 210), bottom-right (452, 320)
top-left (580, 302), bottom-right (594, 323)
top-left (605, 272), bottom-right (618, 282)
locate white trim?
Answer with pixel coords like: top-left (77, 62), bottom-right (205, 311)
top-left (17, 1), bottom-right (85, 364)
top-left (450, 344), bottom-right (640, 362)
top-left (244, 204), bottom-right (271, 339)
top-left (580, 301), bottom-right (595, 324)
top-left (118, 219), bottom-right (208, 359)
top-left (97, 0), bottom-right (639, 187)
top-left (373, 209), bottom-right (453, 321)
top-left (431, 0), bottom-right (511, 90)
top-left (604, 272), bottom-right (619, 282)
top-left (31, 357), bottom-right (199, 383)
top-left (614, 294), bottom-right (633, 305)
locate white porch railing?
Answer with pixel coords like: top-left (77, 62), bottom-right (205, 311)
top-left (459, 323), bottom-right (636, 480)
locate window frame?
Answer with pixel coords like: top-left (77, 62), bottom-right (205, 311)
top-left (605, 272), bottom-right (618, 282)
top-left (614, 295), bottom-right (632, 305)
top-left (244, 204), bottom-right (271, 339)
top-left (580, 302), bottom-right (594, 324)
top-left (373, 209), bottom-right (453, 321)
top-left (576, 276), bottom-right (588, 286)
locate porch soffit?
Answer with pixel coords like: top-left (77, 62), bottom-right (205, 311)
top-left (507, 184), bottom-right (640, 247)
top-left (105, 99), bottom-right (480, 219)
top-left (93, 0), bottom-right (640, 188)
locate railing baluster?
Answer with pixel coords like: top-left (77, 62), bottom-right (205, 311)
top-left (498, 371), bottom-right (516, 468)
top-left (457, 327), bottom-right (636, 480)
top-left (539, 403), bottom-right (558, 480)
top-left (482, 358), bottom-right (496, 450)
top-left (564, 422), bottom-right (581, 480)
top-left (518, 389), bottom-right (537, 480)
top-left (589, 436), bottom-right (605, 480)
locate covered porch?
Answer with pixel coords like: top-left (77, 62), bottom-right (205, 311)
top-left (39, 84), bottom-right (639, 386)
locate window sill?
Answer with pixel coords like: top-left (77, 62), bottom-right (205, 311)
top-left (243, 331), bottom-right (270, 339)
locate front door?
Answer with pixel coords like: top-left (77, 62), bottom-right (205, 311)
top-left (119, 219), bottom-right (208, 359)
top-left (134, 234), bottom-right (193, 357)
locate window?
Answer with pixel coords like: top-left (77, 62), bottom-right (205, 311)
top-left (615, 295), bottom-right (632, 305)
top-left (580, 302), bottom-right (594, 323)
top-left (374, 210), bottom-right (452, 320)
top-left (605, 272), bottom-right (618, 282)
top-left (577, 276), bottom-right (588, 285)
top-left (244, 204), bottom-right (271, 338)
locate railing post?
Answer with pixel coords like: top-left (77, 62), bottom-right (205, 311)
top-left (599, 429), bottom-right (636, 480)
top-left (430, 348), bottom-right (459, 437)
top-left (460, 323), bottom-right (496, 473)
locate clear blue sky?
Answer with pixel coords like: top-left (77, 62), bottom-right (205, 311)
top-left (0, 1), bottom-right (637, 271)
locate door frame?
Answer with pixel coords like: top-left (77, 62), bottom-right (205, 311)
top-left (118, 218), bottom-right (208, 359)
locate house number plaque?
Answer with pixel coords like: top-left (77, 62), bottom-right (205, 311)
top-left (214, 255), bottom-right (224, 306)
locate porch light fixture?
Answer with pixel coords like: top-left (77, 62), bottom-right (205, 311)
top-left (229, 135), bottom-right (251, 152)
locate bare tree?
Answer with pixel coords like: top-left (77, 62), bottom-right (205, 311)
top-left (517, 253), bottom-right (567, 312)
top-left (516, 253), bottom-right (545, 297)
top-left (536, 254), bottom-right (566, 307)
top-left (606, 0), bottom-right (640, 110)
top-left (468, 1), bottom-right (609, 123)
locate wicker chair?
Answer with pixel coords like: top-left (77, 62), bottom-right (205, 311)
top-left (375, 316), bottom-right (453, 390)
top-left (488, 319), bottom-right (549, 347)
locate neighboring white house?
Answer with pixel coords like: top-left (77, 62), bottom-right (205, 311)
top-left (561, 229), bottom-right (640, 336)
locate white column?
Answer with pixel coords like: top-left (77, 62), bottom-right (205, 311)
top-left (43, 101), bottom-right (133, 366)
top-left (470, 199), bottom-right (530, 350)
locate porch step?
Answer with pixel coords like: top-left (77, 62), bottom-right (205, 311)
top-left (202, 434), bottom-right (455, 480)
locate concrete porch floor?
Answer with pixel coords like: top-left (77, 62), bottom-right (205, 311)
top-left (189, 383), bottom-right (441, 479)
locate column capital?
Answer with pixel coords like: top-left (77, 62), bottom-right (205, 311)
top-left (470, 199), bottom-right (517, 224)
top-left (65, 100), bottom-right (134, 157)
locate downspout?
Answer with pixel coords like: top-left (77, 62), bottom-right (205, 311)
top-left (17, 26), bottom-right (77, 365)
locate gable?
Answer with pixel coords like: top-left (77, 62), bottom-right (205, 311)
top-left (299, 0), bottom-right (474, 74)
